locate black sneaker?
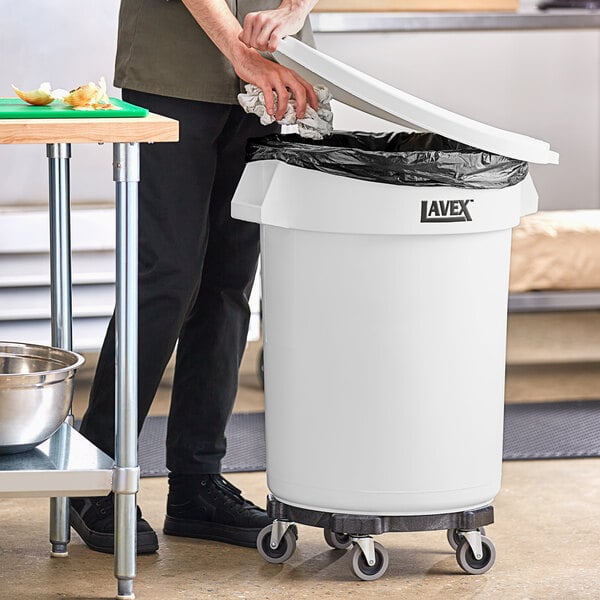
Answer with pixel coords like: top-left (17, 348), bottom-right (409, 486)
top-left (70, 492), bottom-right (159, 554)
top-left (163, 474), bottom-right (272, 548)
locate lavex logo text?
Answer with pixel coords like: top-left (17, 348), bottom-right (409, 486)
top-left (420, 199), bottom-right (474, 223)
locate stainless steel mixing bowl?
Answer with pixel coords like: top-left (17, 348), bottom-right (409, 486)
top-left (0, 341), bottom-right (85, 454)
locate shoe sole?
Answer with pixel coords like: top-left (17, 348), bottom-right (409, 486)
top-left (69, 506), bottom-right (159, 555)
top-left (163, 515), bottom-right (263, 548)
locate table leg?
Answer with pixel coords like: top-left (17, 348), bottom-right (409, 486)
top-left (113, 142), bottom-right (140, 600)
top-left (46, 142), bottom-right (73, 558)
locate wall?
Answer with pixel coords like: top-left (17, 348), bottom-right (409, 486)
top-left (0, 1), bottom-right (120, 207)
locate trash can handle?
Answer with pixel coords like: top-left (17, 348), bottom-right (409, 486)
top-left (519, 174), bottom-right (538, 217)
top-left (231, 161), bottom-right (279, 225)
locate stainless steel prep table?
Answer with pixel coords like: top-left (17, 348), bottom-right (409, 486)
top-left (0, 114), bottom-right (179, 600)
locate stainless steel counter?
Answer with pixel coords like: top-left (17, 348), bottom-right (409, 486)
top-left (310, 1), bottom-right (600, 32)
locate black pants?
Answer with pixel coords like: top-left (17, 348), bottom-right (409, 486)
top-left (79, 89), bottom-right (277, 474)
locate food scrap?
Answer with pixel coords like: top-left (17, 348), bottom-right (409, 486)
top-left (61, 77), bottom-right (117, 110)
top-left (11, 77), bottom-right (120, 110)
top-left (11, 82), bottom-right (56, 106)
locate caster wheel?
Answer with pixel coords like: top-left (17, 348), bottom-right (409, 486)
top-left (447, 527), bottom-right (486, 551)
top-left (456, 535), bottom-right (496, 575)
top-left (324, 529), bottom-right (352, 550)
top-left (256, 524), bottom-right (296, 564)
top-left (350, 541), bottom-right (389, 581)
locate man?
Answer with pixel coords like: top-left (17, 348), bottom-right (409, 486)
top-left (70, 0), bottom-right (319, 554)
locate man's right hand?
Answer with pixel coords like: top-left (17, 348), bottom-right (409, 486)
top-left (230, 43), bottom-right (318, 120)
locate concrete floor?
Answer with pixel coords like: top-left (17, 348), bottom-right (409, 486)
top-left (2, 313), bottom-right (600, 599)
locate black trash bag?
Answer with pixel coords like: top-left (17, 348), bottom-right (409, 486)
top-left (246, 131), bottom-right (528, 189)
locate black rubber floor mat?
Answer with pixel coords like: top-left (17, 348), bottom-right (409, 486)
top-left (138, 412), bottom-right (266, 477)
top-left (78, 400), bottom-right (600, 478)
top-left (503, 400), bottom-right (600, 460)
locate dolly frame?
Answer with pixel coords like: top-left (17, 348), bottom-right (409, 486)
top-left (258, 494), bottom-right (496, 580)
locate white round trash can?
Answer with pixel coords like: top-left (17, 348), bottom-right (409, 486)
top-left (231, 36), bottom-right (559, 579)
top-left (234, 160), bottom-right (538, 516)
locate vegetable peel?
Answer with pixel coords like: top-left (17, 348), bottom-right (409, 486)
top-left (12, 77), bottom-right (120, 110)
top-left (11, 82), bottom-right (55, 106)
top-left (61, 77), bottom-right (115, 110)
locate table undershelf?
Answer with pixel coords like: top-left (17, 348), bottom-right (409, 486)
top-left (0, 423), bottom-right (113, 498)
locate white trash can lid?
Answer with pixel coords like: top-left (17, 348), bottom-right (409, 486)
top-left (274, 37), bottom-right (559, 165)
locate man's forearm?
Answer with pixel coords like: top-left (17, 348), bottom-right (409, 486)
top-left (181, 0), bottom-right (244, 63)
top-left (279, 0), bottom-right (320, 15)
top-left (182, 1), bottom-right (319, 60)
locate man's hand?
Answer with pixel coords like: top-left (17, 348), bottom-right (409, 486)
top-left (239, 0), bottom-right (319, 53)
top-left (181, 0), bottom-right (318, 118)
top-left (231, 43), bottom-right (318, 120)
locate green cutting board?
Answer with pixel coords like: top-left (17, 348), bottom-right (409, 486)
top-left (0, 97), bottom-right (149, 119)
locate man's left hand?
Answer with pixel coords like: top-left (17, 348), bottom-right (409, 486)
top-left (239, 0), bottom-right (318, 53)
